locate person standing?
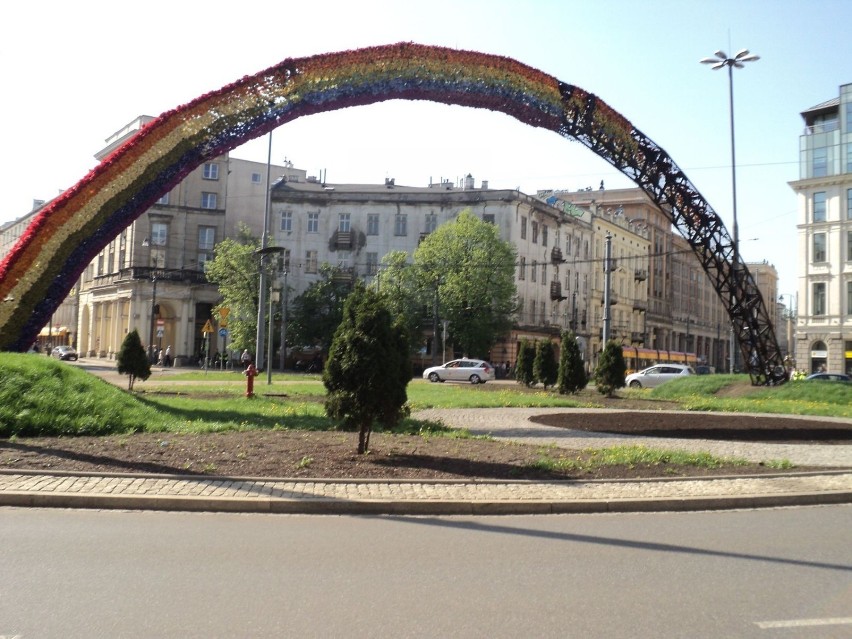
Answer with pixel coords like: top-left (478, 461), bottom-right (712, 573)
top-left (164, 345), bottom-right (172, 367)
top-left (240, 349), bottom-right (251, 367)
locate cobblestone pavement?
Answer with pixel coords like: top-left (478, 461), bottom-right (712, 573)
top-left (1, 407), bottom-right (850, 515)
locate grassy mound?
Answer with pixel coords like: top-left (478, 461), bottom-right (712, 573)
top-left (0, 354), bottom-right (164, 437)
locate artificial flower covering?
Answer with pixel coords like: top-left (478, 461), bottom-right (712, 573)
top-left (0, 42), bottom-right (703, 352)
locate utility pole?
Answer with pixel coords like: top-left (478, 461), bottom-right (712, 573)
top-left (602, 232), bottom-right (613, 345)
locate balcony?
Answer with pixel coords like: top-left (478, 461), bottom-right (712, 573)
top-left (334, 230), bottom-right (352, 249)
top-left (331, 267), bottom-right (355, 284)
top-left (550, 280), bottom-right (567, 301)
top-left (550, 246), bottom-right (564, 264)
top-left (634, 268), bottom-right (648, 282)
top-left (129, 266), bottom-right (208, 285)
top-left (633, 299), bottom-right (647, 312)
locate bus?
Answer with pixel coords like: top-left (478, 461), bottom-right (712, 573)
top-left (621, 346), bottom-right (698, 375)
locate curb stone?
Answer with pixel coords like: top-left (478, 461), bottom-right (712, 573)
top-left (1, 469), bottom-right (850, 515)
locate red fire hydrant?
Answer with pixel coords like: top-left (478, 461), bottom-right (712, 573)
top-left (244, 363), bottom-right (258, 398)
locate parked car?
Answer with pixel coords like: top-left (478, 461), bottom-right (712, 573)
top-left (51, 345), bottom-right (78, 361)
top-left (422, 359), bottom-right (495, 384)
top-left (804, 372), bottom-right (851, 382)
top-left (694, 365), bottom-right (714, 375)
top-left (625, 363), bottom-right (693, 388)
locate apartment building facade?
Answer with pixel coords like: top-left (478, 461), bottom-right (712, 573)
top-left (75, 117), bottom-right (292, 362)
top-left (789, 82), bottom-right (852, 375)
top-left (269, 174), bottom-right (596, 367)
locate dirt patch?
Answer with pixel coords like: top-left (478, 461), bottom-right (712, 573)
top-left (1, 413), bottom-right (845, 482)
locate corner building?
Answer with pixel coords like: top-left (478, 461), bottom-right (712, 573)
top-left (789, 82), bottom-right (852, 374)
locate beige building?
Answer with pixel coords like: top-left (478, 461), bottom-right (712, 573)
top-left (546, 187), bottom-right (781, 372)
top-left (789, 82), bottom-right (852, 374)
top-left (75, 116), bottom-right (292, 363)
top-left (270, 174), bottom-right (595, 367)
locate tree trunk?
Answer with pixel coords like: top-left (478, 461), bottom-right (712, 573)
top-left (357, 420), bottom-right (373, 454)
top-left (128, 374), bottom-right (135, 391)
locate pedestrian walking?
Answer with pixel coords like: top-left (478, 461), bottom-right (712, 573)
top-left (240, 349), bottom-right (252, 367)
top-left (164, 345), bottom-right (172, 367)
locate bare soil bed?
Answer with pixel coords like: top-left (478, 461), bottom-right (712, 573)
top-left (2, 403), bottom-right (848, 481)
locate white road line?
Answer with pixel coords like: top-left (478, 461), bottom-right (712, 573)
top-left (756, 617), bottom-right (852, 629)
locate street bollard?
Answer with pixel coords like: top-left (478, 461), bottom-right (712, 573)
top-left (243, 363), bottom-right (258, 398)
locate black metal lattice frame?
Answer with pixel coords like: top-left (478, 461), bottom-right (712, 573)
top-left (557, 86), bottom-right (786, 385)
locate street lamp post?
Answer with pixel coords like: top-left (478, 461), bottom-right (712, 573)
top-left (700, 47), bottom-right (759, 374)
top-left (255, 132), bottom-right (274, 371)
top-left (255, 245), bottom-right (285, 383)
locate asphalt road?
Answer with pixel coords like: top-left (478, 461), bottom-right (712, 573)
top-left (2, 506), bottom-right (850, 638)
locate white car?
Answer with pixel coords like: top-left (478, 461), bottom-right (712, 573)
top-left (625, 364), bottom-right (694, 388)
top-left (422, 359), bottom-right (495, 384)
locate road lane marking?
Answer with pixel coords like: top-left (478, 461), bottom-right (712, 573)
top-left (756, 617), bottom-right (852, 629)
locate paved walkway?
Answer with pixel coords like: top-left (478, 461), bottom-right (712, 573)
top-left (2, 405), bottom-right (851, 515)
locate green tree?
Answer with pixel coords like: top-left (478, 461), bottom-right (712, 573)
top-left (377, 250), bottom-right (425, 353)
top-left (288, 264), bottom-right (355, 352)
top-left (594, 340), bottom-right (627, 397)
top-left (323, 284), bottom-right (412, 454)
top-left (413, 210), bottom-right (516, 359)
top-left (533, 339), bottom-right (559, 389)
top-left (203, 224), bottom-right (265, 353)
top-left (515, 339), bottom-right (535, 387)
top-left (557, 330), bottom-right (587, 394)
top-left (116, 329), bottom-right (151, 391)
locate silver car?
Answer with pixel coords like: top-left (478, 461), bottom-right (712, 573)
top-left (422, 359), bottom-right (495, 384)
top-left (625, 363), bottom-right (693, 388)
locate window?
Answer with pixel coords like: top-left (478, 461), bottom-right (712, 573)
top-left (541, 263), bottom-right (547, 285)
top-left (520, 216), bottom-right (527, 240)
top-left (814, 192), bottom-right (826, 222)
top-left (566, 235), bottom-right (572, 256)
top-left (531, 221), bottom-right (539, 244)
top-left (483, 213), bottom-right (495, 225)
top-left (202, 163), bottom-right (219, 180)
top-left (337, 251), bottom-right (350, 269)
top-left (307, 212), bottom-right (319, 233)
top-left (201, 192), bottom-right (217, 209)
top-left (366, 252), bottom-right (378, 276)
top-left (847, 189), bottom-right (852, 220)
top-left (531, 259), bottom-right (537, 283)
top-left (156, 192), bottom-right (169, 205)
top-left (540, 301), bottom-right (546, 325)
top-left (280, 211), bottom-right (292, 233)
top-left (813, 282), bottom-right (826, 315)
top-left (305, 250), bottom-right (318, 274)
top-left (338, 213), bottom-right (351, 233)
top-left (251, 172), bottom-right (262, 184)
top-left (848, 231), bottom-right (852, 262)
top-left (518, 256), bottom-right (525, 281)
top-left (198, 226), bottom-right (215, 251)
top-left (541, 225), bottom-right (548, 247)
top-left (812, 147), bottom-right (827, 178)
top-left (848, 280), bottom-right (852, 316)
top-left (367, 214), bottom-right (379, 235)
top-left (394, 213), bottom-right (407, 236)
top-left (425, 213), bottom-right (437, 233)
top-left (813, 233), bottom-right (827, 262)
top-left (151, 222), bottom-right (168, 246)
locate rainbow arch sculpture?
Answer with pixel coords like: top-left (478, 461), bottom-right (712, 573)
top-left (0, 42), bottom-right (786, 384)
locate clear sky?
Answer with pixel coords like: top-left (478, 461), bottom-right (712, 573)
top-left (2, 0), bottom-right (850, 298)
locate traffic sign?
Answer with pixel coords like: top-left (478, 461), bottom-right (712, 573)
top-left (201, 320), bottom-right (215, 334)
top-left (218, 328), bottom-right (228, 338)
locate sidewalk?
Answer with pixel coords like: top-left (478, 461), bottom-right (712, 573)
top-left (2, 470), bottom-right (851, 516)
